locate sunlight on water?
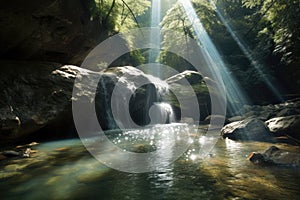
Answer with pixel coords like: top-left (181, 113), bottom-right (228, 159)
top-left (179, 0), bottom-right (250, 113)
top-left (1, 125), bottom-right (300, 199)
top-left (208, 0), bottom-right (283, 101)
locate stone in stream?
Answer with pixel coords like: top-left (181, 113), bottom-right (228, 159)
top-left (248, 146), bottom-right (300, 167)
top-left (1, 148), bottom-right (31, 158)
top-left (265, 115), bottom-right (300, 140)
top-left (221, 118), bottom-right (272, 141)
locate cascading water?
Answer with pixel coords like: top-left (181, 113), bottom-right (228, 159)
top-left (146, 0), bottom-right (176, 124)
top-left (97, 67), bottom-right (175, 130)
top-left (149, 102), bottom-right (175, 124)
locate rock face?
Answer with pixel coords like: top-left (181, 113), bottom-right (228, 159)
top-left (266, 115), bottom-right (300, 139)
top-left (0, 61), bottom-right (84, 142)
top-left (248, 146), bottom-right (300, 167)
top-left (0, 0), bottom-right (101, 65)
top-left (0, 61), bottom-right (170, 142)
top-left (165, 70), bottom-right (211, 121)
top-left (221, 118), bottom-right (272, 141)
top-left (94, 66), bottom-right (169, 129)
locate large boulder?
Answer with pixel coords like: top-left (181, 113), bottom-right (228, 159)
top-left (0, 0), bottom-right (102, 65)
top-left (165, 70), bottom-right (211, 121)
top-left (94, 66), bottom-right (169, 129)
top-left (265, 115), bottom-right (300, 139)
top-left (0, 61), bottom-right (94, 143)
top-left (165, 70), bottom-right (203, 85)
top-left (238, 104), bottom-right (277, 121)
top-left (0, 61), bottom-right (169, 142)
top-left (221, 118), bottom-right (272, 141)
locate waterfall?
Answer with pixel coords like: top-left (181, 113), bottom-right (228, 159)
top-left (96, 67), bottom-right (176, 130)
top-left (149, 102), bottom-right (175, 124)
top-left (146, 0), bottom-right (176, 125)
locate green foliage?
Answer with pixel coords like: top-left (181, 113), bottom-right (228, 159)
top-left (161, 0), bottom-right (300, 99)
top-left (240, 0), bottom-right (300, 92)
top-left (90, 0), bottom-right (299, 94)
top-left (92, 0), bottom-right (151, 33)
top-left (160, 1), bottom-right (217, 73)
top-left (89, 0), bottom-right (151, 66)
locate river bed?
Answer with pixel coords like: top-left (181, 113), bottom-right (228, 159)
top-left (1, 124), bottom-right (300, 200)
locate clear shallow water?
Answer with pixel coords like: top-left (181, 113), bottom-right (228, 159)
top-left (1, 124), bottom-right (300, 200)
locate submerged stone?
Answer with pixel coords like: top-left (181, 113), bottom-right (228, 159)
top-left (248, 146), bottom-right (300, 167)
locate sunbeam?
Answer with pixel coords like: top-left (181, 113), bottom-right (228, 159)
top-left (149, 0), bottom-right (162, 77)
top-left (179, 0), bottom-right (250, 114)
top-left (208, 0), bottom-right (283, 102)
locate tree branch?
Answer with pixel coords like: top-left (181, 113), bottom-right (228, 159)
top-left (121, 0), bottom-right (141, 28)
top-left (103, 0), bottom-right (116, 25)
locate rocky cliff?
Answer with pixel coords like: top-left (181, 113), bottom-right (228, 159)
top-left (0, 0), bottom-right (102, 65)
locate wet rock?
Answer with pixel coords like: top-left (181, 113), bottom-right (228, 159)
top-left (276, 108), bottom-right (300, 117)
top-left (95, 66), bottom-right (169, 129)
top-left (248, 152), bottom-right (265, 164)
top-left (0, 107), bottom-right (21, 136)
top-left (221, 118), bottom-right (272, 141)
top-left (16, 142), bottom-right (39, 149)
top-left (235, 98), bottom-right (300, 122)
top-left (165, 71), bottom-right (212, 121)
top-left (165, 70), bottom-right (203, 85)
top-left (2, 150), bottom-right (20, 157)
top-left (265, 115), bottom-right (300, 139)
top-left (227, 116), bottom-right (245, 123)
top-left (248, 146), bottom-right (300, 167)
top-left (0, 61), bottom-right (84, 141)
top-left (0, 61), bottom-right (171, 141)
top-left (203, 115), bottom-right (229, 125)
top-left (1, 148), bottom-right (32, 158)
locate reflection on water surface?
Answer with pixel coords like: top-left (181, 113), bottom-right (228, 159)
top-left (1, 124), bottom-right (300, 200)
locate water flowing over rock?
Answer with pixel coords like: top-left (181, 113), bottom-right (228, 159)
top-left (149, 102), bottom-right (175, 124)
top-left (95, 66), bottom-right (170, 129)
top-left (221, 118), bottom-right (272, 141)
top-left (0, 61), bottom-right (172, 142)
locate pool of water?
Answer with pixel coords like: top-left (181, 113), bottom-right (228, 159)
top-left (1, 124), bottom-right (300, 200)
